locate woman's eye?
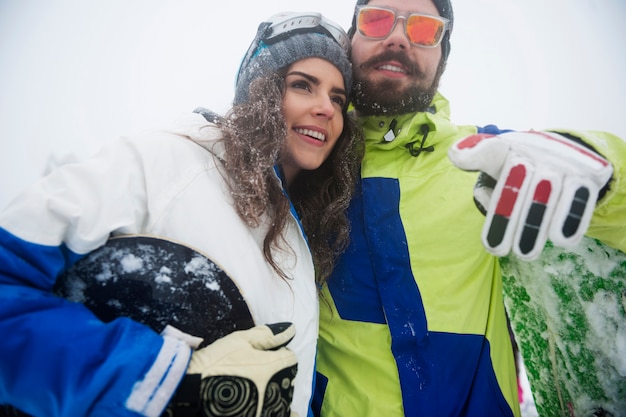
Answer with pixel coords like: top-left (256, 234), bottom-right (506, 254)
top-left (331, 95), bottom-right (346, 107)
top-left (291, 80), bottom-right (311, 91)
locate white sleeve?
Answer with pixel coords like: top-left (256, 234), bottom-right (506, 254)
top-left (0, 136), bottom-right (151, 253)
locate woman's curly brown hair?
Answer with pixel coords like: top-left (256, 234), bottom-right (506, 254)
top-left (216, 71), bottom-right (363, 286)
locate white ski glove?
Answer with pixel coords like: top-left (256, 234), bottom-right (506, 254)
top-left (448, 131), bottom-right (613, 260)
top-left (164, 322), bottom-right (298, 417)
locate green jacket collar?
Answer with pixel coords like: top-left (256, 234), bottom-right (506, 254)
top-left (356, 92), bottom-right (454, 153)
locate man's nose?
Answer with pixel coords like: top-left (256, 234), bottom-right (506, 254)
top-left (382, 17), bottom-right (410, 50)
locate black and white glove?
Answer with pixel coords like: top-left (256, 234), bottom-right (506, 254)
top-left (448, 131), bottom-right (613, 260)
top-left (164, 323), bottom-right (297, 417)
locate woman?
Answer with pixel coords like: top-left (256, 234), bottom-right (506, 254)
top-left (0, 12), bottom-right (362, 417)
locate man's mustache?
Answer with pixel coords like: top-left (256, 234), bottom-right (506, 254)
top-left (358, 50), bottom-right (422, 77)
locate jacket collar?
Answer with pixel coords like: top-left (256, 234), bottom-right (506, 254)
top-left (356, 92), bottom-right (455, 153)
top-left (163, 112), bottom-right (227, 159)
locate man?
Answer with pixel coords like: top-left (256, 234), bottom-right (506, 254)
top-left (313, 0), bottom-right (626, 416)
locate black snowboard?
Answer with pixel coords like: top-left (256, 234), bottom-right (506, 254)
top-left (53, 235), bottom-right (255, 348)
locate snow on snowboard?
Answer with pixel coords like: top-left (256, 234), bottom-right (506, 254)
top-left (501, 237), bottom-right (626, 417)
top-left (54, 234), bottom-right (255, 347)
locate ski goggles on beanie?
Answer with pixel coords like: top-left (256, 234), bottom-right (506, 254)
top-left (258, 12), bottom-right (350, 54)
top-left (234, 12), bottom-right (352, 104)
top-left (355, 6), bottom-right (449, 48)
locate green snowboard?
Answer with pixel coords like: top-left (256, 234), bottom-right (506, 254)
top-left (501, 237), bottom-right (626, 417)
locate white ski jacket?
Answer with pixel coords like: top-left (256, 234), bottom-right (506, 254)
top-left (0, 112), bottom-right (318, 417)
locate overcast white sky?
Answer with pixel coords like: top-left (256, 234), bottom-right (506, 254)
top-left (1, 0), bottom-right (625, 209)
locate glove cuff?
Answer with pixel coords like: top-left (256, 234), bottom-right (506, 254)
top-left (550, 131), bottom-right (613, 200)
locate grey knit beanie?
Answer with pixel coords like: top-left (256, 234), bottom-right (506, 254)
top-left (348, 0), bottom-right (453, 64)
top-left (234, 12), bottom-right (353, 105)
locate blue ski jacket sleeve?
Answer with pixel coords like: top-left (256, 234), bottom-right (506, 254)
top-left (0, 139), bottom-right (193, 416)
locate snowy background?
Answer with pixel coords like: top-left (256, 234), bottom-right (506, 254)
top-left (0, 0), bottom-right (625, 209)
top-left (1, 2), bottom-right (624, 415)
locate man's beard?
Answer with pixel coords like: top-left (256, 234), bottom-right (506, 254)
top-left (351, 50), bottom-right (444, 116)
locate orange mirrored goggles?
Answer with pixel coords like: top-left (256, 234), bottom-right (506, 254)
top-left (356, 6), bottom-right (449, 48)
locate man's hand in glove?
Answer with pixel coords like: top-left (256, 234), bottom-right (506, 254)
top-left (448, 131), bottom-right (613, 260)
top-left (169, 322), bottom-right (297, 417)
